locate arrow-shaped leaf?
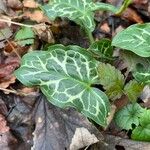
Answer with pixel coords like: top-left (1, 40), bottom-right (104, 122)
top-left (41, 0), bottom-right (118, 32)
top-left (112, 23), bottom-right (150, 57)
top-left (15, 45), bottom-right (110, 126)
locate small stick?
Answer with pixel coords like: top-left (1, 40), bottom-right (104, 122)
top-left (0, 18), bottom-right (34, 28)
top-left (0, 30), bottom-right (21, 60)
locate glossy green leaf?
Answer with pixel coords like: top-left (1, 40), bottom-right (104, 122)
top-left (98, 63), bottom-right (125, 100)
top-left (41, 0), bottom-right (118, 32)
top-left (88, 39), bottom-right (113, 60)
top-left (124, 80), bottom-right (144, 102)
top-left (15, 27), bottom-right (35, 46)
top-left (115, 103), bottom-right (144, 130)
top-left (112, 23), bottom-right (150, 57)
top-left (132, 109), bottom-right (150, 142)
top-left (15, 45), bottom-right (110, 126)
top-left (133, 63), bottom-right (150, 85)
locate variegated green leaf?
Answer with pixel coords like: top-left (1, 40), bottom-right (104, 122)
top-left (133, 63), bottom-right (150, 85)
top-left (88, 39), bottom-right (114, 60)
top-left (15, 45), bottom-right (110, 126)
top-left (41, 0), bottom-right (118, 32)
top-left (112, 23), bottom-right (150, 57)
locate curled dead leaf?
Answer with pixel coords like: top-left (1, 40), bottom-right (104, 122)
top-left (33, 23), bottom-right (55, 43)
top-left (122, 8), bottom-right (143, 23)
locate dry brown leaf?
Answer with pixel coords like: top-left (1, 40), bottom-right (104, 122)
top-left (0, 114), bottom-right (17, 149)
top-left (0, 75), bottom-right (16, 89)
top-left (33, 23), bottom-right (55, 43)
top-left (0, 114), bottom-right (9, 133)
top-left (7, 0), bottom-right (23, 10)
top-left (100, 22), bottom-right (110, 33)
top-left (122, 8), bottom-right (143, 23)
top-left (23, 10), bottom-right (49, 23)
top-left (70, 127), bottom-right (99, 150)
top-left (133, 0), bottom-right (148, 5)
top-left (23, 0), bottom-right (39, 8)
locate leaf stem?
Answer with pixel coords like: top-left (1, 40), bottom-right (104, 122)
top-left (85, 28), bottom-right (94, 45)
top-left (116, 0), bottom-right (132, 15)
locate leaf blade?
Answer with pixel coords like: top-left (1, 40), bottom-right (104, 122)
top-left (41, 0), bottom-right (117, 32)
top-left (15, 45), bottom-right (110, 126)
top-left (132, 110), bottom-right (150, 142)
top-left (112, 23), bottom-right (150, 57)
top-left (98, 63), bottom-right (125, 100)
top-left (115, 103), bottom-right (144, 130)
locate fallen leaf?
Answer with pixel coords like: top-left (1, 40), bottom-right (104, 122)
top-left (0, 56), bottom-right (20, 89)
top-left (0, 75), bottom-right (16, 89)
top-left (100, 22), bottom-right (110, 33)
top-left (32, 95), bottom-right (103, 150)
top-left (0, 0), bottom-right (7, 13)
top-left (70, 127), bottom-right (99, 150)
top-left (0, 61), bottom-right (19, 79)
top-left (23, 10), bottom-right (49, 23)
top-left (98, 134), bottom-right (150, 150)
top-left (122, 8), bottom-right (143, 23)
top-left (0, 113), bottom-right (17, 149)
top-left (0, 98), bottom-right (8, 115)
top-left (7, 0), bottom-right (23, 10)
top-left (23, 0), bottom-right (39, 8)
top-left (0, 27), bottom-right (12, 40)
top-left (0, 27), bottom-right (13, 48)
top-left (33, 23), bottom-right (55, 43)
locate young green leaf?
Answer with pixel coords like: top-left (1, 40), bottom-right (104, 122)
top-left (132, 109), bottom-right (150, 142)
top-left (15, 27), bottom-right (35, 46)
top-left (15, 45), bottom-right (110, 127)
top-left (124, 80), bottom-right (144, 102)
top-left (98, 63), bottom-right (125, 100)
top-left (133, 63), bottom-right (150, 85)
top-left (41, 0), bottom-right (118, 32)
top-left (115, 103), bottom-right (144, 130)
top-left (112, 23), bottom-right (150, 57)
top-left (88, 39), bottom-right (114, 60)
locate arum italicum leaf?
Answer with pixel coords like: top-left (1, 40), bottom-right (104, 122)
top-left (133, 63), bottom-right (150, 85)
top-left (41, 0), bottom-right (118, 32)
top-left (112, 23), bottom-right (150, 57)
top-left (15, 45), bottom-right (110, 126)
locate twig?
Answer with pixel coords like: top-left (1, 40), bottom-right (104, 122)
top-left (0, 87), bottom-right (19, 95)
top-left (0, 18), bottom-right (34, 28)
top-left (0, 87), bottom-right (30, 96)
top-left (0, 30), bottom-right (21, 60)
